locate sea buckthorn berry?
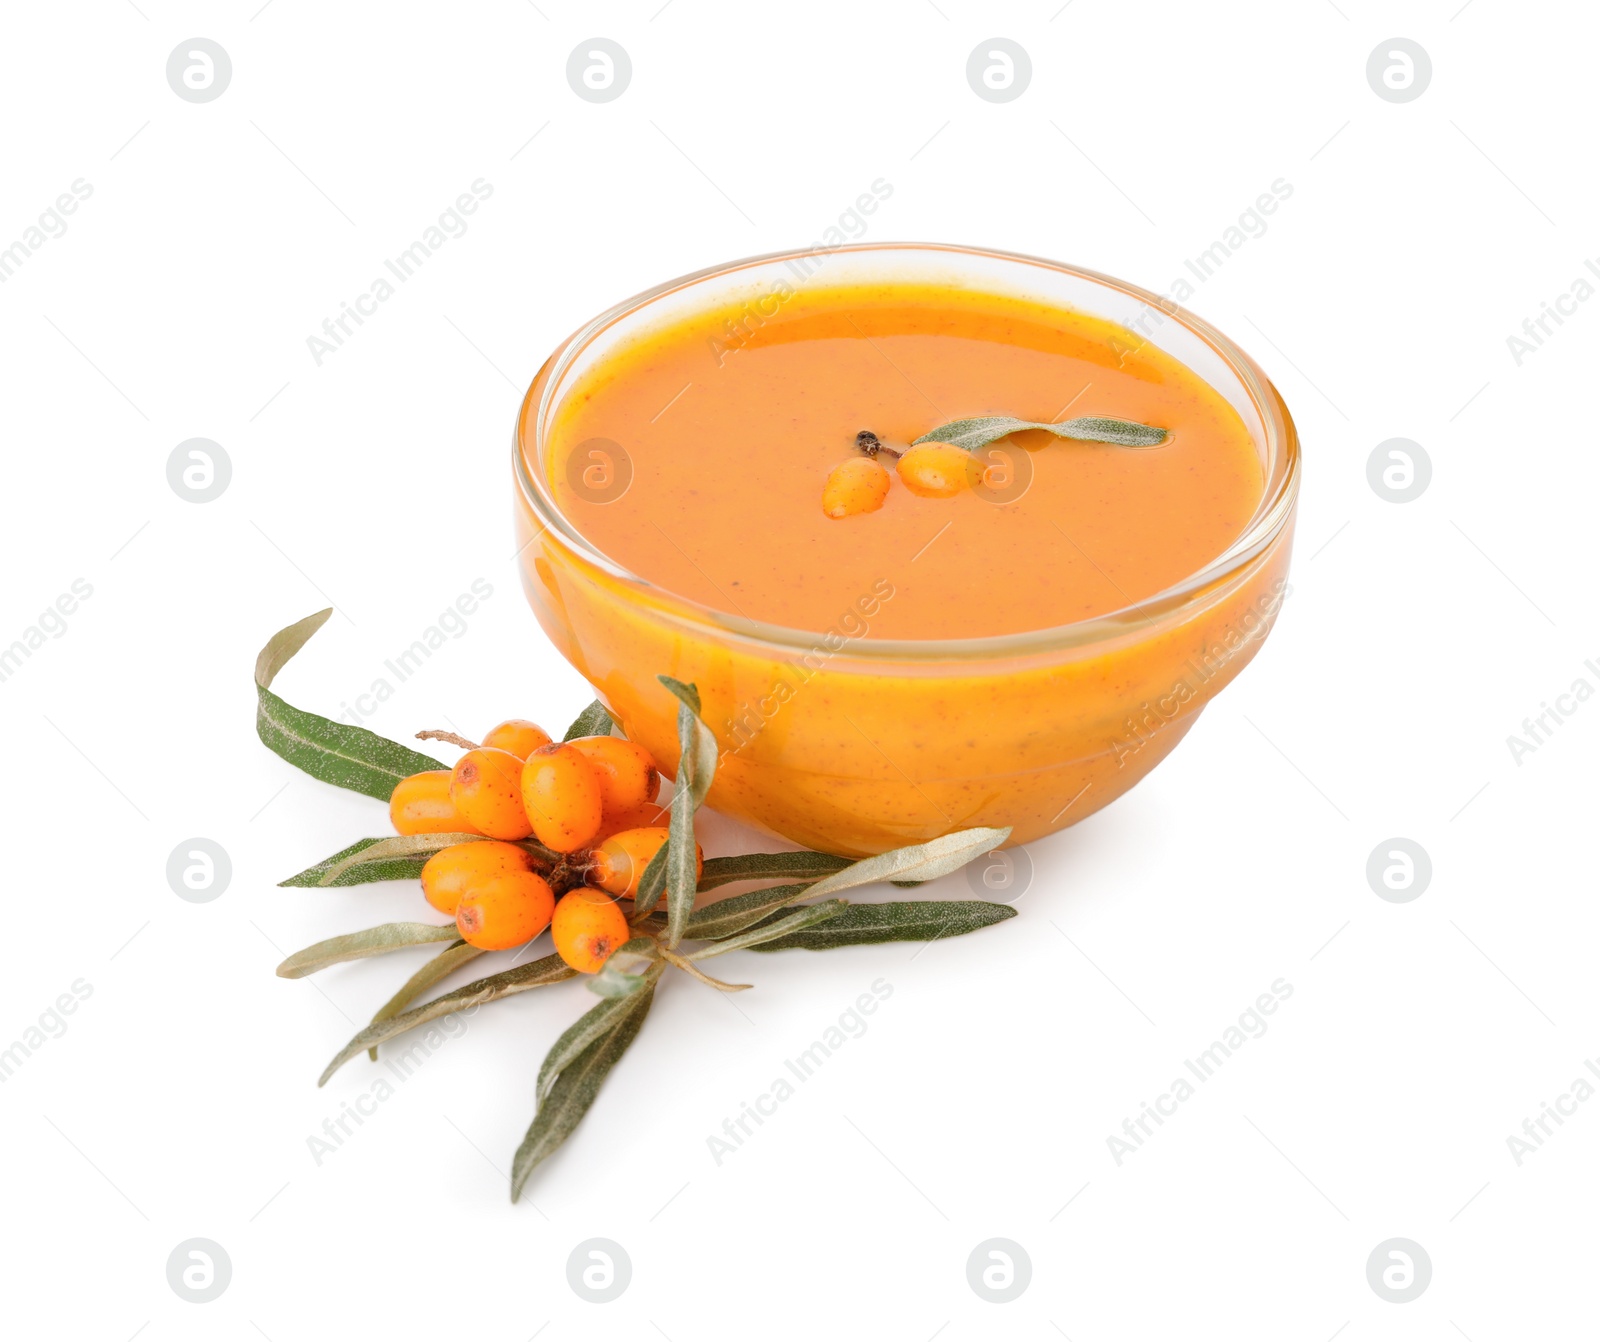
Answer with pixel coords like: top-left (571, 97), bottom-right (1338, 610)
top-left (421, 840), bottom-right (535, 916)
top-left (588, 826), bottom-right (703, 899)
top-left (450, 748), bottom-right (534, 840)
top-left (455, 872), bottom-right (555, 950)
top-left (551, 888), bottom-right (631, 973)
top-left (568, 736), bottom-right (660, 823)
top-left (481, 719), bottom-right (553, 760)
top-left (822, 456), bottom-right (891, 519)
top-left (390, 770), bottom-right (483, 836)
top-left (896, 442), bottom-right (980, 498)
top-left (594, 797), bottom-right (670, 841)
top-left (521, 742), bottom-right (604, 853)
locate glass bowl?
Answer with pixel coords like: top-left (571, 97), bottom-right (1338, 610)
top-left (513, 243), bottom-right (1300, 857)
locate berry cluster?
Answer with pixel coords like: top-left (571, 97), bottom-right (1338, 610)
top-left (389, 720), bottom-right (699, 971)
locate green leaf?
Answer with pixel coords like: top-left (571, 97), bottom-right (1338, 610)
top-left (682, 882), bottom-right (816, 941)
top-left (680, 833), bottom-right (1010, 939)
top-left (801, 826), bottom-right (1012, 901)
top-left (279, 838), bottom-right (431, 888)
top-left (630, 838), bottom-right (671, 917)
top-left (689, 900), bottom-right (847, 958)
top-left (318, 952), bottom-right (576, 1086)
top-left (312, 832), bottom-right (491, 887)
top-left (273, 831), bottom-right (441, 889)
top-left (538, 962), bottom-right (664, 1102)
top-left (255, 610), bottom-right (448, 801)
top-left (276, 921), bottom-right (459, 979)
top-left (696, 850), bottom-right (852, 891)
top-left (913, 414), bottom-right (1167, 452)
top-left (364, 939), bottom-right (484, 1060)
top-left (512, 979), bottom-right (657, 1201)
top-left (658, 675), bottom-right (702, 716)
top-left (562, 699), bottom-right (618, 741)
top-left (587, 937), bottom-right (660, 999)
top-left (750, 900), bottom-right (1017, 951)
top-left (657, 676), bottom-right (717, 949)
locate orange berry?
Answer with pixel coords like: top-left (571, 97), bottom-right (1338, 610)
top-left (588, 826), bottom-right (704, 899)
top-left (568, 736), bottom-right (660, 824)
top-left (822, 456), bottom-right (891, 518)
top-left (450, 748), bottom-right (534, 840)
top-left (896, 442), bottom-right (979, 498)
top-left (455, 871), bottom-right (555, 950)
top-left (390, 770), bottom-right (483, 836)
top-left (420, 840), bottom-right (535, 916)
top-left (552, 888), bottom-right (630, 973)
top-left (481, 718), bottom-right (553, 760)
top-left (594, 796), bottom-right (670, 841)
top-left (520, 742), bottom-right (604, 853)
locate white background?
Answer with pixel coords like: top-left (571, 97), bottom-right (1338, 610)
top-left (1, 2), bottom-right (1595, 1338)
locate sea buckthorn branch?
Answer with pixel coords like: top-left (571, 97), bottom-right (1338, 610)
top-left (258, 611), bottom-right (1022, 1200)
top-left (824, 416), bottom-right (1167, 517)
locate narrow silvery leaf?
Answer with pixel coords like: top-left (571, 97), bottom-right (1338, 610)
top-left (751, 900), bottom-right (1017, 951)
top-left (658, 675), bottom-right (702, 716)
top-left (512, 982), bottom-right (656, 1201)
top-left (276, 921), bottom-right (459, 978)
top-left (683, 882), bottom-right (816, 941)
top-left (254, 607), bottom-right (332, 688)
top-left (364, 940), bottom-right (484, 1060)
top-left (563, 699), bottom-right (617, 741)
top-left (663, 777), bottom-right (699, 948)
top-left (314, 832), bottom-right (489, 887)
top-left (541, 962), bottom-right (663, 1102)
top-left (587, 938), bottom-right (660, 999)
top-left (697, 851), bottom-right (851, 891)
top-left (688, 899), bottom-right (847, 959)
top-left (255, 610), bottom-right (448, 801)
top-left (801, 827), bottom-right (1012, 901)
top-left (279, 837), bottom-right (431, 888)
top-left (913, 414), bottom-right (1166, 452)
top-left (318, 953), bottom-right (575, 1085)
top-left (657, 676), bottom-right (717, 949)
top-left (630, 839), bottom-right (671, 917)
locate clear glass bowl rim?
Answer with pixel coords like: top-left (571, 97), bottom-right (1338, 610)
top-left (513, 240), bottom-right (1301, 663)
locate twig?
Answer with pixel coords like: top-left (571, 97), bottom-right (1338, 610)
top-left (416, 729), bottom-right (481, 751)
top-left (660, 946), bottom-right (751, 992)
